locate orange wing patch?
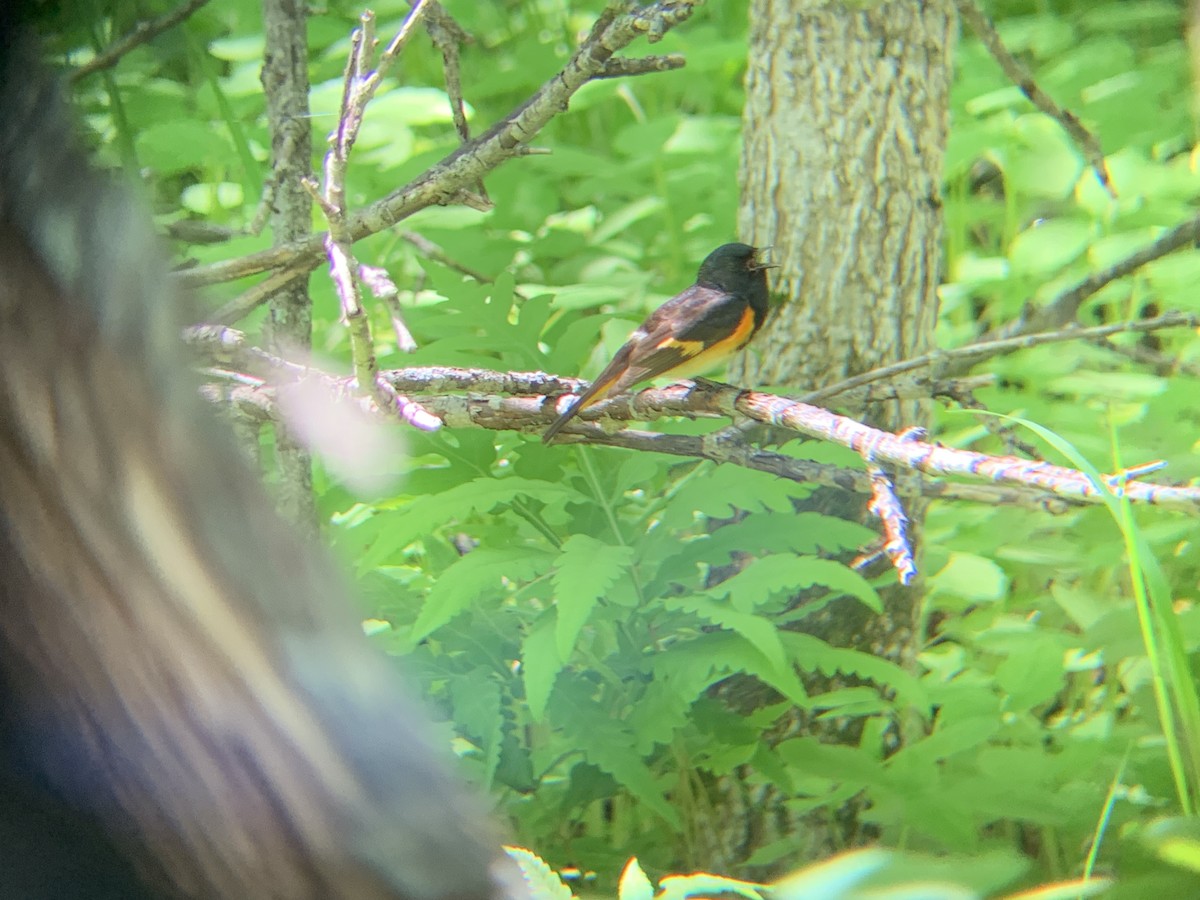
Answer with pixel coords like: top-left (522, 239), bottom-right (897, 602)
top-left (658, 306), bottom-right (758, 379)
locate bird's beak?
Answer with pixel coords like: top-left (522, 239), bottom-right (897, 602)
top-left (751, 247), bottom-right (779, 270)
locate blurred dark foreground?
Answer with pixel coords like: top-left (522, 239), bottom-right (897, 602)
top-left (0, 30), bottom-right (515, 900)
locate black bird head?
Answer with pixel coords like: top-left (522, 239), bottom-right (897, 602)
top-left (696, 242), bottom-right (773, 309)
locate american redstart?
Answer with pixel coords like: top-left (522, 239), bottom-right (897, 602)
top-left (543, 242), bottom-right (773, 442)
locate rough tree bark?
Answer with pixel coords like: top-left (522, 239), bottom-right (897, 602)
top-left (710, 0), bottom-right (956, 871)
top-left (261, 0), bottom-right (317, 534)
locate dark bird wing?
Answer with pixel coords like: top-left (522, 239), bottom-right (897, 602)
top-left (542, 285), bottom-right (751, 442)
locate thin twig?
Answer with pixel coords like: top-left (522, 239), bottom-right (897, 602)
top-left (70, 0), bottom-right (211, 83)
top-left (360, 264), bottom-right (418, 352)
top-left (808, 310), bottom-right (1200, 404)
top-left (400, 231), bottom-right (492, 282)
top-left (184, 1), bottom-right (702, 323)
top-left (986, 213), bottom-right (1200, 341)
top-left (596, 55), bottom-right (686, 78)
top-left (865, 462), bottom-right (917, 585)
top-left (310, 3), bottom-right (437, 432)
top-left (424, 3), bottom-right (474, 144)
top-left (954, 0), bottom-right (1114, 196)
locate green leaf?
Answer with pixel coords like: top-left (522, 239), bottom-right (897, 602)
top-left (506, 847), bottom-right (574, 900)
top-left (995, 639), bottom-right (1066, 713)
top-left (553, 535), bottom-right (635, 659)
top-left (781, 632), bottom-right (929, 711)
top-left (897, 716), bottom-right (1002, 765)
top-left (522, 612), bottom-right (561, 723)
top-left (412, 548), bottom-right (552, 641)
top-left (593, 197), bottom-right (666, 245)
top-left (357, 476), bottom-right (581, 573)
top-left (365, 86), bottom-right (471, 126)
top-left (664, 595), bottom-right (786, 671)
top-left (707, 556), bottom-right (881, 615)
top-left (658, 872), bottom-right (767, 900)
top-left (1002, 115), bottom-right (1084, 199)
top-left (1008, 219), bottom-right (1092, 275)
top-left (777, 737), bottom-right (888, 788)
top-left (618, 859), bottom-right (655, 900)
top-left (551, 679), bottom-right (680, 828)
top-left (451, 674), bottom-right (503, 788)
top-left (1047, 370), bottom-right (1167, 400)
top-left (773, 849), bottom-right (892, 900)
top-left (136, 120), bottom-right (234, 174)
top-left (929, 552), bottom-right (1009, 602)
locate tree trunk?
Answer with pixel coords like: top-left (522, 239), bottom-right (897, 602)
top-left (711, 0), bottom-right (955, 872)
top-left (262, 0), bottom-right (318, 535)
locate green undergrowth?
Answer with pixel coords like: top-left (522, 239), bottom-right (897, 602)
top-left (58, 0), bottom-right (1200, 894)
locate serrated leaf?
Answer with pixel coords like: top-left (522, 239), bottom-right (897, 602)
top-left (451, 674), bottom-right (503, 788)
top-left (777, 737), bottom-right (888, 788)
top-left (658, 872), bottom-right (766, 900)
top-left (649, 512), bottom-right (874, 591)
top-left (358, 476), bottom-right (581, 573)
top-left (505, 846), bottom-right (574, 900)
top-left (618, 858), bottom-right (654, 900)
top-left (706, 555), bottom-right (880, 614)
top-left (413, 548), bottom-right (552, 640)
top-left (523, 612), bottom-right (562, 722)
top-left (553, 535), bottom-right (635, 658)
top-left (661, 463), bottom-right (813, 526)
top-left (780, 632), bottom-right (928, 711)
top-left (773, 849), bottom-right (892, 900)
top-left (582, 740), bottom-right (679, 828)
top-left (665, 595), bottom-right (786, 670)
top-left (551, 680), bottom-right (680, 828)
top-left (661, 629), bottom-right (812, 708)
top-left (897, 716), bottom-right (1001, 765)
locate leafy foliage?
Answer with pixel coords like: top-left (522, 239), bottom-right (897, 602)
top-left (56, 0), bottom-right (1200, 896)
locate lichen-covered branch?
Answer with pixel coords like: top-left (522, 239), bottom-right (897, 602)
top-left (192, 347), bottom-right (1200, 515)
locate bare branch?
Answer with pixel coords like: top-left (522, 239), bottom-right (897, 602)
top-left (735, 389), bottom-right (1198, 509)
top-left (201, 366), bottom-right (1085, 513)
top-left (400, 231), bottom-right (493, 282)
top-left (70, 0), bottom-right (211, 83)
top-left (311, 3), bottom-right (438, 431)
top-left (809, 310), bottom-right (1200, 403)
top-left (424, 1), bottom-right (481, 193)
top-left (360, 264), bottom-right (418, 352)
top-left (982, 213), bottom-right (1200, 341)
top-left (191, 343), bottom-right (1200, 514)
top-left (597, 54), bottom-right (686, 78)
top-left (954, 0), bottom-right (1113, 196)
top-left (181, 0), bottom-right (701, 323)
top-left (864, 462), bottom-right (917, 585)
